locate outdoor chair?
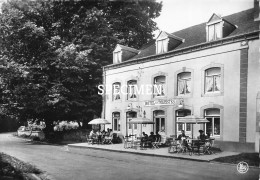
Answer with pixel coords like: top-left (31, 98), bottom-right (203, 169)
top-left (203, 138), bottom-right (215, 155)
top-left (103, 133), bottom-right (114, 144)
top-left (86, 135), bottom-right (94, 145)
top-left (132, 138), bottom-right (141, 150)
top-left (189, 140), bottom-right (205, 156)
top-left (152, 137), bottom-right (160, 149)
top-left (123, 136), bottom-right (132, 149)
top-left (168, 138), bottom-right (178, 153)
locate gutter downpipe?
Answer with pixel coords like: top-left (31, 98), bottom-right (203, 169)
top-left (102, 66), bottom-right (106, 120)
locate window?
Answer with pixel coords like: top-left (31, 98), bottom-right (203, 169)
top-left (205, 67), bottom-right (221, 93)
top-left (157, 39), bottom-right (168, 54)
top-left (112, 112), bottom-right (120, 132)
top-left (154, 110), bottom-right (166, 133)
top-left (177, 72), bottom-right (191, 95)
top-left (127, 80), bottom-right (137, 100)
top-left (176, 109), bottom-right (191, 137)
top-left (114, 51), bottom-right (121, 63)
top-left (153, 76), bottom-right (165, 97)
top-left (112, 82), bottom-right (121, 101)
top-left (208, 23), bottom-right (221, 41)
top-left (126, 111), bottom-right (137, 135)
top-left (204, 109), bottom-right (220, 137)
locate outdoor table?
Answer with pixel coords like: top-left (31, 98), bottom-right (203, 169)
top-left (187, 139), bottom-right (204, 155)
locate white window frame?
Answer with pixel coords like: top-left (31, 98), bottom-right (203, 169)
top-left (205, 67), bottom-right (221, 94)
top-left (113, 51), bottom-right (121, 64)
top-left (112, 82), bottom-right (121, 101)
top-left (127, 80), bottom-right (137, 100)
top-left (177, 72), bottom-right (191, 96)
top-left (112, 112), bottom-right (120, 132)
top-left (204, 109), bottom-right (220, 137)
top-left (153, 76), bottom-right (166, 97)
top-left (154, 110), bottom-right (166, 133)
top-left (208, 22), bottom-right (222, 41)
top-left (156, 38), bottom-right (168, 54)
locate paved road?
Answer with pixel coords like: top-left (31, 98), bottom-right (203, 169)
top-left (0, 133), bottom-right (258, 180)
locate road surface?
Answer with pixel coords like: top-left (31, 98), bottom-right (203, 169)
top-left (0, 133), bottom-right (258, 180)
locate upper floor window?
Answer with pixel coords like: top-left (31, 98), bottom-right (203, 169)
top-left (113, 51), bottom-right (121, 64)
top-left (208, 23), bottom-right (221, 41)
top-left (156, 39), bottom-right (168, 54)
top-left (127, 80), bottom-right (137, 100)
top-left (177, 72), bottom-right (191, 96)
top-left (205, 67), bottom-right (221, 93)
top-left (153, 76), bottom-right (165, 97)
top-left (112, 82), bottom-right (121, 101)
top-left (112, 112), bottom-right (120, 132)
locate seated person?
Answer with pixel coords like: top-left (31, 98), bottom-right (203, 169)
top-left (148, 132), bottom-right (156, 142)
top-left (140, 132), bottom-right (148, 147)
top-left (89, 129), bottom-right (96, 138)
top-left (177, 130), bottom-right (190, 150)
top-left (198, 130), bottom-right (206, 142)
top-left (101, 130), bottom-right (106, 137)
top-left (177, 130), bottom-right (187, 140)
top-left (206, 132), bottom-right (211, 139)
top-left (155, 131), bottom-right (161, 142)
top-left (195, 130), bottom-right (206, 153)
top-left (106, 128), bottom-right (110, 136)
top-left (96, 130), bottom-right (102, 144)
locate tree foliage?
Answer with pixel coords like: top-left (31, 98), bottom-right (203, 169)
top-left (0, 0), bottom-right (162, 134)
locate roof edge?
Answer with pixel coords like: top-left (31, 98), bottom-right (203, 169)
top-left (104, 30), bottom-right (259, 71)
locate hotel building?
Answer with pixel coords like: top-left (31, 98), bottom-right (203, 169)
top-left (102, 3), bottom-right (260, 152)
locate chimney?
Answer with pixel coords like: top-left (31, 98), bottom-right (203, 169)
top-left (254, 0), bottom-right (260, 21)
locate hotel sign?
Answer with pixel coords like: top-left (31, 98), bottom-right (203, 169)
top-left (144, 99), bottom-right (177, 106)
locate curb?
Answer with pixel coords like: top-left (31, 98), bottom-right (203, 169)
top-left (209, 161), bottom-right (260, 169)
top-left (68, 144), bottom-right (210, 163)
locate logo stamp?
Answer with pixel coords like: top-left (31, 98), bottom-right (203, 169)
top-left (237, 161), bottom-right (249, 174)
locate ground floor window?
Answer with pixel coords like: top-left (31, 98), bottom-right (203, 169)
top-left (176, 109), bottom-right (191, 136)
top-left (126, 111), bottom-right (137, 135)
top-left (154, 110), bottom-right (166, 133)
top-left (112, 112), bottom-right (120, 132)
top-left (204, 109), bottom-right (220, 137)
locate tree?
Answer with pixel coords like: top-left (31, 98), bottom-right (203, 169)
top-left (0, 0), bottom-right (162, 136)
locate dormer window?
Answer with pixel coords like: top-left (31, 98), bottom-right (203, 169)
top-left (113, 44), bottom-right (139, 64)
top-left (114, 51), bottom-right (121, 64)
top-left (156, 31), bottom-right (184, 55)
top-left (208, 23), bottom-right (221, 41)
top-left (157, 39), bottom-right (168, 54)
top-left (206, 13), bottom-right (236, 42)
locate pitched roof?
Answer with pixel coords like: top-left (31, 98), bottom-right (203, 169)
top-left (129, 8), bottom-right (259, 60)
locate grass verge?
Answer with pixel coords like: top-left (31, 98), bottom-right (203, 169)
top-left (0, 152), bottom-right (44, 180)
top-left (212, 153), bottom-right (259, 167)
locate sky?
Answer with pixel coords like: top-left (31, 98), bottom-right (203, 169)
top-left (154, 0), bottom-right (254, 36)
top-left (0, 0), bottom-right (254, 35)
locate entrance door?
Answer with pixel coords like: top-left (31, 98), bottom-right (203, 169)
top-left (176, 109), bottom-right (191, 137)
top-left (154, 110), bottom-right (166, 134)
top-left (126, 111), bottom-right (137, 136)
